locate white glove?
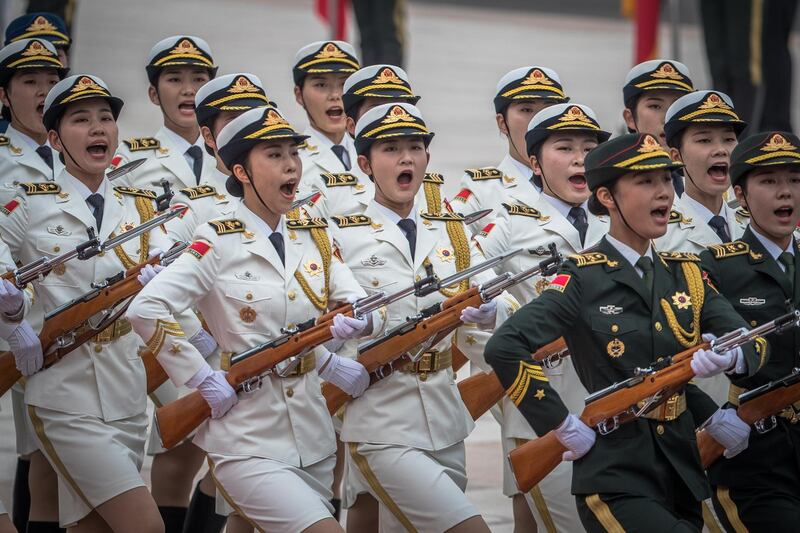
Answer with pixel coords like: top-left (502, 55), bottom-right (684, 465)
top-left (0, 278), bottom-right (24, 317)
top-left (148, 247), bottom-right (164, 259)
top-left (691, 333), bottom-right (744, 378)
top-left (330, 313), bottom-right (368, 341)
top-left (137, 264), bottom-right (165, 286)
top-left (316, 351), bottom-right (370, 397)
top-left (460, 299), bottom-right (498, 330)
top-left (704, 408), bottom-right (750, 458)
top-left (188, 329), bottom-right (218, 359)
top-left (554, 414), bottom-right (596, 461)
top-left (6, 321), bottom-right (43, 377)
top-left (187, 364), bottom-right (238, 419)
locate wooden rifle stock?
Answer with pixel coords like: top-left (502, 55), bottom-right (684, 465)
top-left (532, 337), bottom-right (568, 361)
top-left (508, 342), bottom-right (706, 493)
top-left (697, 377), bottom-right (800, 468)
top-left (0, 257), bottom-right (158, 397)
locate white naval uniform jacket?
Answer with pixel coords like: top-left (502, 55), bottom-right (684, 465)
top-left (453, 154), bottom-right (540, 236)
top-left (0, 126), bottom-right (63, 203)
top-left (473, 197), bottom-right (609, 438)
top-left (332, 200), bottom-right (518, 451)
top-left (165, 169), bottom-right (239, 244)
top-left (127, 204), bottom-right (368, 466)
top-left (654, 195), bottom-right (748, 255)
top-left (297, 127), bottom-right (368, 201)
top-left (0, 173), bottom-right (176, 421)
top-left (113, 126), bottom-right (217, 192)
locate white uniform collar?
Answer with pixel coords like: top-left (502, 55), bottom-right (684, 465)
top-left (750, 226), bottom-right (794, 262)
top-left (605, 233), bottom-right (653, 277)
top-left (162, 126), bottom-right (204, 154)
top-left (308, 125), bottom-right (352, 153)
top-left (504, 154), bottom-right (533, 181)
top-left (62, 171), bottom-right (107, 201)
top-left (239, 201), bottom-right (285, 236)
top-left (371, 199), bottom-right (419, 226)
top-left (681, 193), bottom-right (724, 222)
top-left (6, 125), bottom-right (41, 152)
top-left (541, 193), bottom-right (587, 221)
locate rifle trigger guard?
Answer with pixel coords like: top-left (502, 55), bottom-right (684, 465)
top-left (754, 415), bottom-right (777, 434)
top-left (542, 353), bottom-right (563, 369)
top-left (241, 376), bottom-right (262, 393)
top-left (55, 332), bottom-right (76, 349)
top-left (632, 390), bottom-right (664, 418)
top-left (596, 416), bottom-right (619, 435)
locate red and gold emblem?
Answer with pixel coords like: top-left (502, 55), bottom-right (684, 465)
top-left (381, 105), bottom-right (415, 124)
top-left (263, 109), bottom-right (289, 127)
top-left (637, 134), bottom-right (662, 153)
top-left (70, 76), bottom-right (103, 93)
top-left (26, 16), bottom-right (57, 32)
top-left (559, 106), bottom-right (592, 124)
top-left (171, 39), bottom-right (202, 56)
top-left (239, 306), bottom-right (257, 323)
top-left (22, 40), bottom-right (54, 57)
top-left (228, 76), bottom-right (259, 94)
top-left (650, 62), bottom-right (684, 80)
top-left (315, 42), bottom-right (347, 59)
top-left (521, 68), bottom-right (554, 86)
top-left (761, 133), bottom-right (797, 153)
top-left (304, 260), bottom-right (323, 276)
top-left (671, 291), bottom-right (692, 310)
top-left (698, 93), bottom-right (732, 111)
top-left (373, 67), bottom-right (403, 85)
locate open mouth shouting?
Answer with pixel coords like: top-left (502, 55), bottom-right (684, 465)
top-left (278, 178), bottom-right (298, 201)
top-left (651, 204), bottom-right (670, 226)
top-left (178, 100), bottom-right (196, 117)
top-left (568, 173), bottom-right (587, 191)
top-left (707, 162), bottom-right (729, 185)
top-left (326, 105), bottom-right (344, 122)
top-left (86, 140), bottom-right (109, 161)
top-left (774, 204), bottom-right (795, 225)
top-left (396, 169), bottom-right (414, 190)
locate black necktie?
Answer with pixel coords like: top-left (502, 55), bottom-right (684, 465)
top-left (636, 256), bottom-right (654, 293)
top-left (568, 206), bottom-right (588, 246)
top-left (780, 251), bottom-right (795, 292)
top-left (331, 144), bottom-right (351, 171)
top-left (186, 145), bottom-right (203, 185)
top-left (36, 145), bottom-right (53, 170)
top-left (86, 193), bottom-right (104, 230)
top-left (397, 218), bottom-right (417, 260)
top-left (708, 215), bottom-right (731, 242)
top-left (268, 232), bottom-right (285, 266)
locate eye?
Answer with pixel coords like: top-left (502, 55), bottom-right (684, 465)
top-left (647, 103), bottom-right (661, 111)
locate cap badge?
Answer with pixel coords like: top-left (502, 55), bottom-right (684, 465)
top-left (27, 16), bottom-right (57, 32)
top-left (316, 42), bottom-right (347, 59)
top-left (699, 93), bottom-right (732, 111)
top-left (638, 135), bottom-right (662, 153)
top-left (228, 76), bottom-right (259, 94)
top-left (263, 109), bottom-right (289, 127)
top-left (374, 67), bottom-right (403, 85)
top-left (651, 62), bottom-right (684, 80)
top-left (22, 40), bottom-right (53, 57)
top-left (522, 68), bottom-right (553, 86)
top-left (761, 133), bottom-right (797, 153)
top-left (381, 105), bottom-right (415, 124)
top-left (71, 76), bottom-right (103, 93)
top-left (559, 106), bottom-right (592, 124)
top-left (171, 39), bottom-right (201, 56)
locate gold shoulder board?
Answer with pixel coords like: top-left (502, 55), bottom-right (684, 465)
top-left (465, 167), bottom-right (502, 180)
top-left (123, 137), bottom-right (161, 152)
top-left (420, 212), bottom-right (465, 222)
top-left (287, 217), bottom-right (329, 230)
top-left (708, 241), bottom-right (749, 259)
top-left (735, 207), bottom-right (751, 223)
top-left (321, 172), bottom-right (358, 187)
top-left (0, 135), bottom-right (10, 147)
top-left (423, 172), bottom-right (444, 184)
top-left (333, 214), bottom-right (372, 228)
top-left (568, 252), bottom-right (608, 268)
top-left (180, 185), bottom-right (217, 200)
top-left (113, 186), bottom-right (157, 199)
top-left (503, 202), bottom-right (544, 219)
top-left (668, 209), bottom-right (691, 224)
top-left (20, 182), bottom-right (60, 195)
top-left (658, 251), bottom-right (700, 262)
top-left (208, 219), bottom-right (245, 235)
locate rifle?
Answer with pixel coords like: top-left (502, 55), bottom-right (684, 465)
top-left (697, 366), bottom-right (800, 468)
top-left (107, 158), bottom-right (147, 181)
top-left (508, 310), bottom-right (800, 493)
top-left (0, 240), bottom-right (189, 396)
top-left (153, 250), bottom-right (512, 450)
top-left (322, 244), bottom-right (562, 414)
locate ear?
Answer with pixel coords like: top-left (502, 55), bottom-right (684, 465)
top-left (596, 186), bottom-right (616, 211)
top-left (47, 129), bottom-right (62, 154)
top-left (346, 116), bottom-right (356, 137)
top-left (622, 108), bottom-right (636, 132)
top-left (733, 184), bottom-right (747, 210)
top-left (200, 125), bottom-right (217, 152)
top-left (357, 154), bottom-right (371, 176)
top-left (232, 162), bottom-right (251, 187)
top-left (530, 154), bottom-right (541, 176)
top-left (496, 113), bottom-right (509, 136)
top-left (669, 146), bottom-right (682, 163)
top-left (294, 85), bottom-right (304, 109)
top-left (147, 85), bottom-right (160, 106)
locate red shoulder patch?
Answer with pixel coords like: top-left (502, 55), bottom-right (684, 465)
top-left (453, 188), bottom-right (473, 202)
top-left (1, 199), bottom-right (19, 216)
top-left (544, 274), bottom-right (571, 293)
top-left (478, 222), bottom-right (495, 237)
top-left (186, 240), bottom-right (211, 260)
top-left (109, 155), bottom-right (123, 170)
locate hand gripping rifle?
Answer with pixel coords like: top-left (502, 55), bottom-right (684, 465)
top-left (508, 310), bottom-right (800, 493)
top-left (323, 244), bottom-right (562, 414)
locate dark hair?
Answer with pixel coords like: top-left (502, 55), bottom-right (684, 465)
top-left (587, 180), bottom-right (618, 216)
top-left (531, 145), bottom-right (543, 189)
top-left (667, 130), bottom-right (684, 150)
top-left (624, 97), bottom-right (639, 134)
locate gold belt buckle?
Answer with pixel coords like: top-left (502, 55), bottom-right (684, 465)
top-left (662, 393), bottom-right (681, 421)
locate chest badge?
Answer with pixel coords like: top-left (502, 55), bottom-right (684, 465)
top-left (119, 221), bottom-right (136, 233)
top-left (739, 297), bottom-right (766, 306)
top-left (607, 338), bottom-right (625, 358)
top-left (361, 254), bottom-right (386, 267)
top-left (239, 306), bottom-right (257, 323)
top-left (599, 305), bottom-right (623, 315)
top-left (46, 225), bottom-right (71, 236)
top-left (304, 260), bottom-right (323, 277)
top-left (534, 278), bottom-right (549, 295)
top-left (436, 247), bottom-right (455, 262)
top-left (235, 271), bottom-right (260, 281)
top-left (671, 291), bottom-right (692, 310)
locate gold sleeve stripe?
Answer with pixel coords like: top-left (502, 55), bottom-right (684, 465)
top-left (507, 361), bottom-right (548, 406)
top-left (146, 319), bottom-right (185, 355)
top-left (585, 494), bottom-right (625, 533)
top-left (206, 458), bottom-right (264, 533)
top-left (715, 487), bottom-right (748, 533)
top-left (754, 336), bottom-right (768, 371)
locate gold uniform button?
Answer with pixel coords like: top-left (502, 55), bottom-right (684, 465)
top-left (371, 278), bottom-right (380, 287)
top-left (611, 324), bottom-right (619, 333)
top-left (245, 292), bottom-right (253, 301)
top-left (286, 388), bottom-right (294, 398)
top-left (98, 251), bottom-right (105, 257)
top-left (53, 246), bottom-right (60, 252)
top-left (656, 424), bottom-right (665, 435)
top-left (288, 290), bottom-right (296, 301)
top-left (655, 322), bottom-right (663, 332)
top-left (750, 320), bottom-right (758, 327)
top-left (94, 344), bottom-right (103, 353)
top-left (657, 356), bottom-right (664, 362)
top-left (419, 372), bottom-right (428, 382)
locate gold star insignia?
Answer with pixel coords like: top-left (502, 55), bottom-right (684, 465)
top-left (168, 343), bottom-right (181, 354)
top-left (534, 389), bottom-right (545, 400)
top-left (466, 335), bottom-right (476, 345)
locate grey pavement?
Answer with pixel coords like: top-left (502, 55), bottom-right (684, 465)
top-left (1, 0), bottom-right (799, 531)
